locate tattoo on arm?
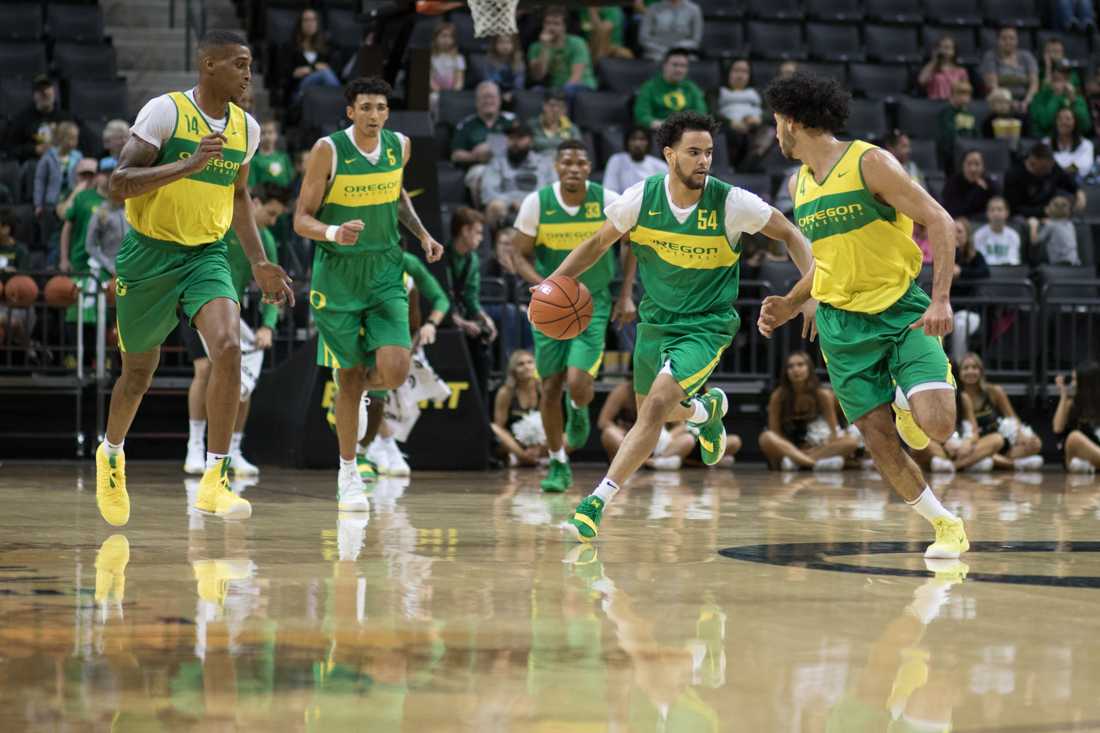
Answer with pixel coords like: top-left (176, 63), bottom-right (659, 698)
top-left (109, 135), bottom-right (192, 200)
top-left (398, 188), bottom-right (428, 240)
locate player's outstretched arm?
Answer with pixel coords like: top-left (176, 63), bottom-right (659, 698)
top-left (233, 165), bottom-right (294, 306)
top-left (759, 203), bottom-right (815, 278)
top-left (293, 139), bottom-right (363, 245)
top-left (758, 268), bottom-right (815, 340)
top-left (546, 220), bottom-right (625, 281)
top-left (109, 132), bottom-right (222, 201)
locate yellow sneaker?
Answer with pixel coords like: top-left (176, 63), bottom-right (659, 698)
top-left (193, 458), bottom-right (252, 520)
top-left (96, 444), bottom-right (130, 527)
top-left (193, 558), bottom-right (254, 605)
top-left (887, 647), bottom-right (930, 716)
top-left (94, 534), bottom-right (130, 605)
top-left (924, 517), bottom-right (970, 559)
top-left (892, 403), bottom-right (930, 450)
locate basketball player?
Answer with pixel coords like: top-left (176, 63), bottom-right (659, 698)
top-left (541, 112), bottom-right (816, 541)
top-left (96, 31), bottom-right (294, 527)
top-left (294, 76), bottom-right (444, 512)
top-left (512, 139), bottom-right (637, 493)
top-left (757, 72), bottom-right (969, 559)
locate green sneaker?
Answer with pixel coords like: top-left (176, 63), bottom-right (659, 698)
top-left (563, 543), bottom-right (604, 588)
top-left (564, 495), bottom-right (604, 542)
top-left (356, 454), bottom-right (378, 482)
top-left (540, 458), bottom-right (572, 493)
top-left (564, 400), bottom-right (591, 450)
top-left (689, 387), bottom-right (729, 466)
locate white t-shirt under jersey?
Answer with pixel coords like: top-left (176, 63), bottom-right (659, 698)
top-left (321, 125), bottom-right (410, 182)
top-left (514, 181), bottom-right (622, 236)
top-left (604, 175), bottom-right (772, 241)
top-left (130, 88), bottom-right (261, 164)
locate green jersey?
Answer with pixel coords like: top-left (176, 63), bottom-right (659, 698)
top-left (248, 149), bottom-right (294, 187)
top-left (315, 127), bottom-right (404, 256)
top-left (64, 187), bottom-right (106, 271)
top-left (532, 182), bottom-right (615, 294)
top-left (223, 227), bottom-right (280, 328)
top-left (402, 251), bottom-right (450, 315)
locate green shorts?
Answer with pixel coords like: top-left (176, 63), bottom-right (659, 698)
top-left (311, 247), bottom-right (410, 369)
top-left (633, 304), bottom-right (738, 398)
top-left (533, 289), bottom-right (611, 379)
top-left (826, 695), bottom-right (891, 733)
top-left (114, 231), bottom-right (237, 354)
top-left (817, 281), bottom-right (955, 423)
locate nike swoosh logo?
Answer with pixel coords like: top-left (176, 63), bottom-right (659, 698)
top-left (344, 158), bottom-right (357, 165)
top-left (407, 188), bottom-right (424, 198)
top-left (545, 209), bottom-right (557, 215)
top-left (699, 436), bottom-right (714, 452)
top-left (837, 171), bottom-right (848, 178)
top-left (648, 210), bottom-right (661, 216)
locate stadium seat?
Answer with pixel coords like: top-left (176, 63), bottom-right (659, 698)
top-left (52, 42), bottom-right (117, 79)
top-left (696, 0), bottom-right (743, 20)
top-left (1074, 222), bottom-right (1094, 268)
top-left (1080, 185), bottom-right (1100, 221)
top-left (0, 78), bottom-right (29, 117)
top-left (848, 63), bottom-right (910, 99)
top-left (437, 90), bottom-right (476, 128)
top-left (594, 125), bottom-right (625, 168)
top-left (436, 163), bottom-right (467, 205)
top-left (450, 12), bottom-right (483, 53)
top-left (865, 25), bottom-right (922, 64)
top-left (596, 58), bottom-right (658, 94)
top-left (956, 138), bottom-right (1012, 176)
top-left (746, 0), bottom-right (803, 21)
top-left (977, 265), bottom-right (1031, 299)
top-left (325, 8), bottom-right (363, 55)
top-left (407, 17), bottom-right (439, 50)
top-left (299, 85), bottom-right (346, 136)
top-left (67, 79), bottom-right (127, 121)
top-left (747, 21), bottom-right (806, 61)
top-left (844, 99), bottom-right (888, 140)
top-left (264, 7), bottom-right (299, 47)
top-left (923, 27), bottom-right (981, 64)
top-left (864, 0), bottom-right (923, 24)
top-left (896, 97), bottom-right (948, 139)
top-left (45, 4), bottom-right (103, 42)
top-left (0, 4), bottom-right (43, 41)
top-left (758, 260), bottom-right (801, 291)
top-left (1038, 265), bottom-right (1099, 299)
top-left (465, 52), bottom-right (487, 87)
top-left (805, 23), bottom-right (864, 63)
top-left (700, 20), bottom-right (746, 60)
top-left (0, 42), bottom-right (47, 78)
top-left (798, 62), bottom-right (848, 86)
top-left (909, 138), bottom-right (940, 173)
top-left (926, 0), bottom-right (983, 27)
top-left (571, 91), bottom-right (631, 131)
top-left (729, 174), bottom-right (771, 200)
top-left (983, 0), bottom-right (1040, 28)
top-left (1036, 30), bottom-right (1090, 65)
top-left (10, 203), bottom-right (36, 247)
top-left (805, 0), bottom-right (863, 22)
top-left (0, 162), bottom-right (22, 204)
top-left (511, 89), bottom-right (543, 123)
top-left (687, 60), bottom-right (722, 92)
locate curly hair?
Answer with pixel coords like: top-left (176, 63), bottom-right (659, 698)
top-left (655, 111), bottom-right (720, 150)
top-left (764, 72), bottom-right (850, 134)
top-left (344, 76), bottom-right (392, 106)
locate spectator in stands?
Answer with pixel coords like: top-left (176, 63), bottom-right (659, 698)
top-left (1041, 37), bottom-right (1083, 91)
top-left (717, 58), bottom-right (773, 172)
top-left (1052, 0), bottom-right (1096, 32)
top-left (1046, 106), bottom-right (1094, 180)
top-left (937, 79), bottom-right (979, 173)
top-left (5, 75), bottom-right (72, 163)
top-left (638, 0), bottom-right (702, 62)
top-left (603, 126), bottom-right (667, 193)
top-left (101, 119), bottom-right (129, 160)
top-left (982, 87), bottom-right (1024, 142)
top-left (599, 380), bottom-right (704, 469)
top-left (445, 207), bottom-right (497, 405)
top-left (981, 27), bottom-right (1039, 114)
top-left (526, 6), bottom-right (598, 97)
top-left (1004, 142), bottom-right (1085, 217)
top-left (483, 35), bottom-right (526, 105)
top-left (481, 122), bottom-right (554, 227)
top-left (758, 351), bottom-right (858, 471)
top-left (1029, 195), bottom-right (1080, 265)
top-left (777, 60), bottom-right (799, 80)
top-left (942, 149), bottom-right (999, 218)
top-left (1054, 362), bottom-right (1100, 474)
top-left (84, 192), bottom-right (128, 278)
top-left (492, 350), bottom-right (546, 467)
top-left (285, 8), bottom-right (341, 104)
top-left (884, 130), bottom-right (926, 190)
top-left (249, 120), bottom-right (295, 188)
top-left (1085, 66), bottom-right (1100, 138)
top-left (34, 121), bottom-right (83, 260)
top-left (918, 35), bottom-right (969, 101)
top-left (430, 22), bottom-right (466, 112)
top-left (580, 5), bottom-right (632, 61)
top-left (634, 49), bottom-right (707, 131)
top-left (973, 196), bottom-right (1022, 265)
top-left (950, 218), bottom-right (988, 363)
top-left (0, 208), bottom-right (30, 273)
top-left (1029, 63), bottom-right (1091, 139)
top-left (58, 158), bottom-right (105, 274)
top-left (529, 89), bottom-right (582, 155)
top-left (452, 81), bottom-right (515, 203)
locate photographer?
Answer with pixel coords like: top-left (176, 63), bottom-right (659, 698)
top-left (445, 207), bottom-right (498, 403)
top-left (918, 35), bottom-right (969, 101)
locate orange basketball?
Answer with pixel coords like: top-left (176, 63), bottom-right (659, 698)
top-left (44, 275), bottom-right (78, 307)
top-left (4, 275), bottom-right (39, 307)
top-left (529, 275), bottom-right (593, 341)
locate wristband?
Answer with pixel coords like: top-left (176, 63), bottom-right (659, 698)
top-left (325, 225), bottom-right (339, 242)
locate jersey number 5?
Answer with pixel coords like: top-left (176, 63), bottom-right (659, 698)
top-left (386, 148), bottom-right (397, 166)
top-left (697, 208), bottom-right (718, 231)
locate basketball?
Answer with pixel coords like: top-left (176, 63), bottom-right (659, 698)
top-left (4, 275), bottom-right (39, 307)
top-left (529, 275), bottom-right (593, 341)
top-left (44, 275), bottom-right (79, 308)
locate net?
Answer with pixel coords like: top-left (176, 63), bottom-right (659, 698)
top-left (467, 0), bottom-right (520, 37)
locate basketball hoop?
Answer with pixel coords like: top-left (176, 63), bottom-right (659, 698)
top-left (467, 0), bottom-right (520, 37)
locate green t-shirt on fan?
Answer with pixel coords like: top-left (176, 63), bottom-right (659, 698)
top-left (64, 188), bottom-right (106, 271)
top-left (248, 149), bottom-right (294, 188)
top-left (527, 35), bottom-right (597, 89)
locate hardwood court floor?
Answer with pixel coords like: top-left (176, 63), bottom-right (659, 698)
top-left (1, 462), bottom-right (1100, 732)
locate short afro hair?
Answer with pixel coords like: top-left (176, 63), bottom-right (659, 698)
top-left (556, 138), bottom-right (589, 158)
top-left (764, 72), bottom-right (850, 134)
top-left (344, 76), bottom-right (392, 106)
top-left (197, 30), bottom-right (249, 57)
top-left (656, 111), bottom-right (720, 151)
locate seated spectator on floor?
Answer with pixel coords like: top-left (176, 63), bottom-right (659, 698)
top-left (530, 89), bottom-right (582, 155)
top-left (638, 0), bottom-right (702, 62)
top-left (452, 81), bottom-right (515, 204)
top-left (758, 351), bottom-right (859, 472)
top-left (484, 34), bottom-right (526, 105)
top-left (1040, 37), bottom-right (1084, 91)
top-left (430, 22), bottom-right (466, 114)
top-left (981, 27), bottom-right (1039, 114)
top-left (937, 80), bottom-right (979, 174)
top-left (982, 88), bottom-right (1025, 142)
top-left (599, 380), bottom-right (711, 470)
top-left (950, 217), bottom-right (988, 363)
top-left (101, 119), bottom-right (129, 160)
top-left (957, 353), bottom-right (1044, 471)
top-left (481, 122), bottom-right (554, 227)
top-left (884, 130), bottom-right (926, 190)
top-left (249, 120), bottom-right (295, 188)
top-left (1028, 195), bottom-right (1080, 265)
top-left (1045, 106), bottom-right (1094, 181)
top-left (919, 35), bottom-right (969, 101)
top-left (85, 194), bottom-right (128, 278)
top-left (285, 8), bottom-right (341, 104)
top-left (1029, 63), bottom-right (1091, 139)
top-left (580, 5), bottom-right (632, 61)
top-left (973, 196), bottom-right (1022, 265)
top-left (1054, 362), bottom-right (1100, 474)
top-left (1052, 0), bottom-right (1096, 32)
top-left (942, 149), bottom-right (999, 218)
top-left (445, 207), bottom-right (497, 399)
top-left (526, 6), bottom-right (598, 98)
top-left (492, 350), bottom-right (547, 467)
top-left (921, 389), bottom-right (1006, 474)
top-left (1004, 142), bottom-right (1085, 218)
top-left (4, 74), bottom-right (72, 163)
top-left (634, 49), bottom-right (708, 132)
top-left (717, 59), bottom-right (773, 171)
top-left (603, 126), bottom-right (667, 194)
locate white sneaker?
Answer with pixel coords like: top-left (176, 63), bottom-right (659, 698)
top-left (184, 442), bottom-right (205, 474)
top-left (813, 456), bottom-right (845, 472)
top-left (931, 457), bottom-right (956, 474)
top-left (1013, 455), bottom-right (1044, 472)
top-left (337, 465), bottom-right (370, 512)
top-left (646, 455), bottom-right (682, 470)
top-left (780, 456), bottom-right (798, 472)
top-left (965, 457), bottom-right (994, 473)
top-left (337, 514), bottom-right (369, 561)
top-left (1069, 457), bottom-right (1097, 474)
top-left (383, 439), bottom-right (411, 476)
top-left (231, 451), bottom-right (260, 476)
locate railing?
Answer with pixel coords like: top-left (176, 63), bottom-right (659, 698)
top-left (172, 0), bottom-right (207, 71)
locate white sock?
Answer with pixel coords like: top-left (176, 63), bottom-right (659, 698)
top-left (229, 432), bottom-right (243, 454)
top-left (592, 477), bottom-right (620, 503)
top-left (103, 439), bottom-right (124, 456)
top-left (189, 419), bottom-right (206, 445)
top-left (550, 447), bottom-right (568, 463)
top-left (382, 435), bottom-right (397, 447)
top-left (907, 487), bottom-right (956, 523)
top-left (356, 442), bottom-right (368, 456)
top-left (894, 385), bottom-right (910, 409)
top-left (206, 451), bottom-right (228, 470)
top-left (570, 398), bottom-right (582, 410)
top-left (907, 582), bottom-right (951, 625)
top-left (688, 399), bottom-right (708, 424)
top-left (339, 456), bottom-right (356, 470)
